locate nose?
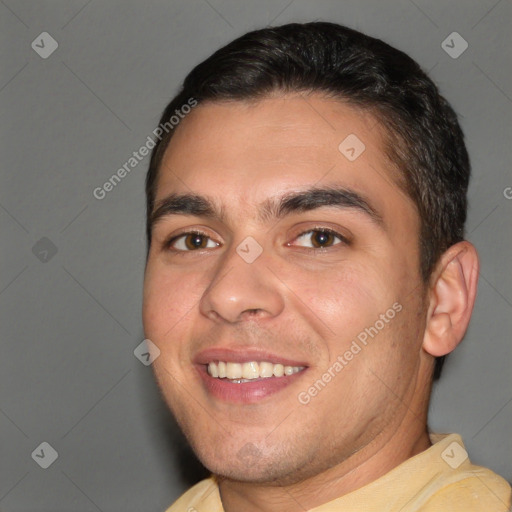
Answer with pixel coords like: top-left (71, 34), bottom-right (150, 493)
top-left (199, 244), bottom-right (285, 324)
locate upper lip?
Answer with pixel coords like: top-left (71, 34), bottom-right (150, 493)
top-left (194, 347), bottom-right (309, 367)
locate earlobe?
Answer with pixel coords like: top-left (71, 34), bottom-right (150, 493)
top-left (423, 241), bottom-right (479, 357)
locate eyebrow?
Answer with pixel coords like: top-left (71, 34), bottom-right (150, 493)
top-left (149, 186), bottom-right (383, 231)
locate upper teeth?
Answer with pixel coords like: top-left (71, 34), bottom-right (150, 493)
top-left (207, 361), bottom-right (305, 380)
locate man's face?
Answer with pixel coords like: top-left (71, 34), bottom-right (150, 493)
top-left (143, 95), bottom-right (428, 484)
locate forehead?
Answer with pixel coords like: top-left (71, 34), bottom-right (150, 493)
top-left (155, 94), bottom-right (411, 222)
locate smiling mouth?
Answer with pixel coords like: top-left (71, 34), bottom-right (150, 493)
top-left (207, 361), bottom-right (306, 382)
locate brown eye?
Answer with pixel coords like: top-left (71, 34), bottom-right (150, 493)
top-left (169, 232), bottom-right (219, 251)
top-left (292, 229), bottom-right (344, 249)
top-left (311, 230), bottom-right (336, 248)
top-left (184, 233), bottom-right (208, 250)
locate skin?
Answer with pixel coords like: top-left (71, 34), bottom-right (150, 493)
top-left (142, 94), bottom-right (479, 512)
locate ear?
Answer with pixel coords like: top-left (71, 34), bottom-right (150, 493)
top-left (423, 241), bottom-right (479, 357)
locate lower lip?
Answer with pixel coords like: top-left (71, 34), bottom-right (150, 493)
top-left (196, 365), bottom-right (307, 404)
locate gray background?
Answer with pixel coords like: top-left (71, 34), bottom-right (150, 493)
top-left (1, 0), bottom-right (511, 510)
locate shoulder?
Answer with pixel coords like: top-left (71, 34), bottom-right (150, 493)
top-left (421, 464), bottom-right (511, 511)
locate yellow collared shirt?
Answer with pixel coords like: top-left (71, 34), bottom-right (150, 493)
top-left (166, 433), bottom-right (511, 512)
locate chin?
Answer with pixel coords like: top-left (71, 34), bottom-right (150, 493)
top-left (208, 462), bottom-right (289, 485)
top-left (195, 443), bottom-right (309, 486)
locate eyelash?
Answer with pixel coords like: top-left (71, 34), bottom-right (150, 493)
top-left (164, 227), bottom-right (349, 253)
top-left (163, 230), bottom-right (217, 253)
top-left (290, 227), bottom-right (349, 249)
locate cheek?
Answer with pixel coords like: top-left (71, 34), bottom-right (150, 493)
top-left (143, 265), bottom-right (201, 390)
top-left (142, 261), bottom-right (199, 339)
top-left (290, 258), bottom-right (418, 382)
top-left (293, 264), bottom-right (388, 335)
top-left (142, 276), bottom-right (170, 337)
